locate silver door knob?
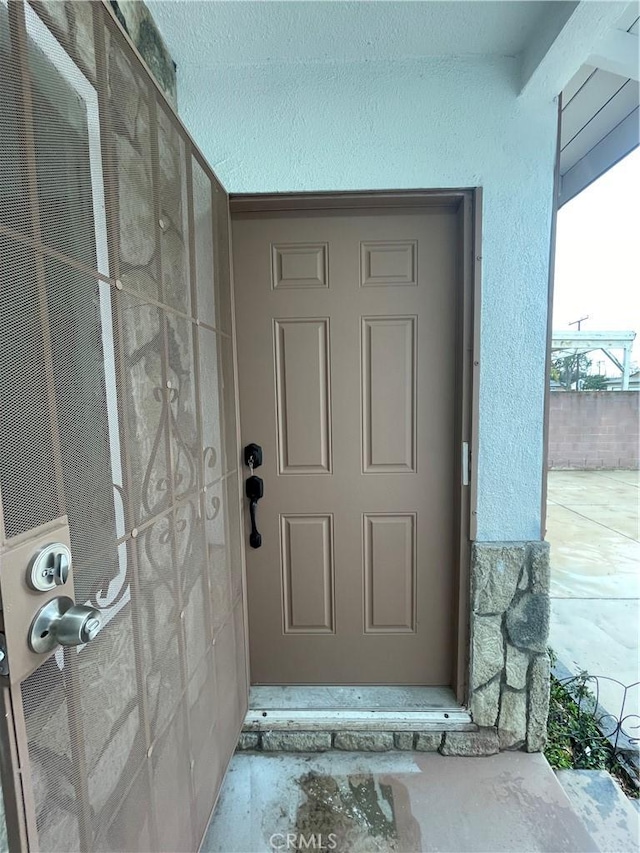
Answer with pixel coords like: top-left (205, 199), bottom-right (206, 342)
top-left (29, 597), bottom-right (103, 654)
top-left (56, 605), bottom-right (102, 646)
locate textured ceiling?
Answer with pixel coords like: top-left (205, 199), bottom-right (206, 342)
top-left (147, 1), bottom-right (573, 68)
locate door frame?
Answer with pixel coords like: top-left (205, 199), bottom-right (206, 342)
top-left (229, 189), bottom-right (482, 704)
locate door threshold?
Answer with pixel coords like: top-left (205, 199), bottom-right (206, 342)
top-left (244, 707), bottom-right (474, 732)
top-left (245, 685), bottom-right (473, 732)
top-left (249, 684), bottom-right (461, 711)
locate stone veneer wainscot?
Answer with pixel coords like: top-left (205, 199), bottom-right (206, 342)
top-left (469, 542), bottom-right (551, 751)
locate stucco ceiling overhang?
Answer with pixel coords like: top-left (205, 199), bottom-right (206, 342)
top-left (148, 0), bottom-right (639, 203)
top-left (147, 1), bottom-right (568, 67)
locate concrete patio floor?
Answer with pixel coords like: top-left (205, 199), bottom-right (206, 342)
top-left (546, 470), bottom-right (640, 720)
top-left (202, 751), bottom-right (598, 852)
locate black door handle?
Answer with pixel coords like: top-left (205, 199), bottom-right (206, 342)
top-left (244, 444), bottom-right (264, 549)
top-left (246, 475), bottom-right (263, 549)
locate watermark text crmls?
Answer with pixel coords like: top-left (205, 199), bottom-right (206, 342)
top-left (269, 832), bottom-right (338, 850)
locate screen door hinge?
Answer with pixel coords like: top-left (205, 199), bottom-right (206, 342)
top-left (462, 441), bottom-right (470, 487)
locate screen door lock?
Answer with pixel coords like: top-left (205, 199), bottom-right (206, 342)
top-left (27, 542), bottom-right (71, 592)
top-left (29, 597), bottom-right (102, 654)
top-left (0, 519), bottom-right (103, 681)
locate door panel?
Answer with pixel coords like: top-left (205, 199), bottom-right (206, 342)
top-left (274, 318), bottom-right (332, 474)
top-left (362, 316), bottom-right (417, 473)
top-left (234, 209), bottom-right (457, 684)
top-left (281, 514), bottom-right (335, 633)
top-left (364, 513), bottom-right (416, 633)
top-left (0, 3), bottom-right (246, 850)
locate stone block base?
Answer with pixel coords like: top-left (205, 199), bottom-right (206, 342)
top-left (469, 542), bottom-right (551, 752)
top-left (262, 731), bottom-right (332, 752)
top-left (333, 731), bottom-right (395, 751)
top-left (236, 728), bottom-right (510, 756)
top-left (440, 728), bottom-right (499, 756)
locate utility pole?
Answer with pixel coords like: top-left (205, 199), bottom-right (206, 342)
top-left (568, 315), bottom-right (589, 331)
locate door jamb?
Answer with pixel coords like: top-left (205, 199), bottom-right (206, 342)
top-left (229, 189), bottom-right (482, 706)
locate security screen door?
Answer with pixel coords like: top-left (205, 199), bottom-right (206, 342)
top-left (233, 207), bottom-right (457, 684)
top-left (0, 2), bottom-right (247, 850)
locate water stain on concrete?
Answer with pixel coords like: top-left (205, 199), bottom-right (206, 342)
top-left (292, 771), bottom-right (421, 852)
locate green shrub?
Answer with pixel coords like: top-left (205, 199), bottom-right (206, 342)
top-left (545, 675), bottom-right (610, 770)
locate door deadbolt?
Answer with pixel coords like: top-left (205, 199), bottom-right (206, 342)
top-left (29, 597), bottom-right (102, 654)
top-left (27, 543), bottom-right (71, 592)
top-left (244, 443), bottom-right (263, 470)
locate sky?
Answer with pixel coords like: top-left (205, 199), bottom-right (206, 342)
top-left (553, 146), bottom-right (640, 375)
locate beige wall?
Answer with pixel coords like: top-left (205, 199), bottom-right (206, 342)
top-left (548, 392), bottom-right (640, 470)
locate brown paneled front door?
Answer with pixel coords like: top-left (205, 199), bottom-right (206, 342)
top-left (233, 206), bottom-right (458, 684)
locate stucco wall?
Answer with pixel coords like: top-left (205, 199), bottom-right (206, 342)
top-left (548, 391), bottom-right (640, 469)
top-left (175, 56), bottom-right (557, 541)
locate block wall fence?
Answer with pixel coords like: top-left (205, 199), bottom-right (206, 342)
top-left (548, 391), bottom-right (639, 470)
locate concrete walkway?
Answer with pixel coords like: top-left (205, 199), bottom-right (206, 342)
top-left (202, 751), bottom-right (597, 852)
top-left (546, 470), bottom-right (640, 721)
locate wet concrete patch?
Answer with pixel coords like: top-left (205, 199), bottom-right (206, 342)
top-left (556, 769), bottom-right (639, 853)
top-left (292, 771), bottom-right (421, 852)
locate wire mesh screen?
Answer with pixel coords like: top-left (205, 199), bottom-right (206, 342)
top-left (0, 2), bottom-right (246, 850)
